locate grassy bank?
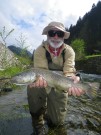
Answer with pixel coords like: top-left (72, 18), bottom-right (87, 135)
top-left (0, 55), bottom-right (32, 78)
top-left (0, 66), bottom-right (24, 78)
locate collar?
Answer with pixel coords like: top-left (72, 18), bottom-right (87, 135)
top-left (48, 45), bottom-right (63, 57)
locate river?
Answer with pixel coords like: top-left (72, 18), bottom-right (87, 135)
top-left (0, 73), bottom-right (101, 135)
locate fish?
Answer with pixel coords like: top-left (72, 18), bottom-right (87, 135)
top-left (10, 68), bottom-right (100, 98)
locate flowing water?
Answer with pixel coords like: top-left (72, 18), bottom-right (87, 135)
top-left (0, 73), bottom-right (101, 135)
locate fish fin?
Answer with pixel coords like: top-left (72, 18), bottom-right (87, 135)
top-left (86, 82), bottom-right (100, 98)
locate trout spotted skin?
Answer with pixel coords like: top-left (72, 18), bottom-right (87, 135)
top-left (11, 68), bottom-right (100, 98)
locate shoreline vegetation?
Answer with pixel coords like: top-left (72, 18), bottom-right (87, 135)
top-left (0, 54), bottom-right (101, 79)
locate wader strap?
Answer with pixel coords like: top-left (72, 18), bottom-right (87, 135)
top-left (43, 46), bottom-right (66, 64)
top-left (61, 49), bottom-right (65, 63)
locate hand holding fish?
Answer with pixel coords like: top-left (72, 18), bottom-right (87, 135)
top-left (29, 76), bottom-right (48, 88)
top-left (68, 75), bottom-right (84, 96)
top-left (29, 74), bottom-right (84, 97)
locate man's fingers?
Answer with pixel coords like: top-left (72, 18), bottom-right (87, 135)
top-left (71, 87), bottom-right (76, 96)
top-left (74, 87), bottom-right (81, 96)
top-left (38, 76), bottom-right (47, 87)
top-left (74, 76), bottom-right (80, 83)
top-left (69, 75), bottom-right (80, 83)
top-left (39, 76), bottom-right (44, 87)
top-left (43, 79), bottom-right (48, 87)
top-left (68, 87), bottom-right (84, 96)
top-left (68, 87), bottom-right (72, 95)
top-left (68, 87), bottom-right (76, 96)
top-left (29, 76), bottom-right (48, 88)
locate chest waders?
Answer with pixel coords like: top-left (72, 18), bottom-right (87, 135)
top-left (27, 47), bottom-right (68, 135)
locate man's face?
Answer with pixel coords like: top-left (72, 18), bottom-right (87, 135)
top-left (47, 29), bottom-right (64, 48)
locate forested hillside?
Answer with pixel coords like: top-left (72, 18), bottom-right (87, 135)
top-left (65, 1), bottom-right (101, 55)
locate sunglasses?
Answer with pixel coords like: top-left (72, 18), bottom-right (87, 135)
top-left (48, 30), bottom-right (64, 38)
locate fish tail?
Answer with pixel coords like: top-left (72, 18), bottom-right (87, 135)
top-left (86, 82), bottom-right (100, 98)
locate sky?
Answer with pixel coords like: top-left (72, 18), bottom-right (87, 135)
top-left (0, 0), bottom-right (100, 53)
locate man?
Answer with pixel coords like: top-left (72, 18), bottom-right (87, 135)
top-left (27, 21), bottom-right (84, 135)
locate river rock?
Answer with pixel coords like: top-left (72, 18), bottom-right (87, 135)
top-left (0, 42), bottom-right (20, 69)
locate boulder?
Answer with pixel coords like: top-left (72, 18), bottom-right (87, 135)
top-left (0, 42), bottom-right (20, 69)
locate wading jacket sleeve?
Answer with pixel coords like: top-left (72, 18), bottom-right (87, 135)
top-left (33, 41), bottom-right (76, 77)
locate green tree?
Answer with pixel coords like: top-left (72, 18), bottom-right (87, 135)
top-left (15, 33), bottom-right (32, 66)
top-left (15, 33), bottom-right (29, 57)
top-left (71, 39), bottom-right (85, 60)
